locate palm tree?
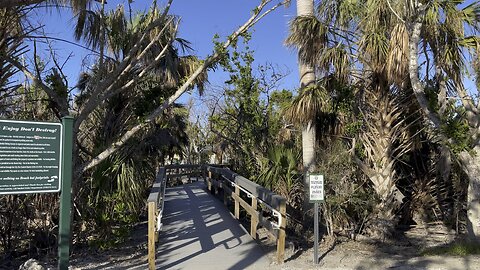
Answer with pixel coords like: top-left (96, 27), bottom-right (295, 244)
top-left (0, 7), bottom-right (23, 113)
top-left (72, 7), bottom-right (198, 233)
top-left (355, 90), bottom-right (412, 237)
top-left (286, 0), bottom-right (416, 237)
top-left (405, 0), bottom-right (480, 239)
top-left (286, 0), bottom-right (316, 208)
top-left (336, 0), bottom-right (480, 238)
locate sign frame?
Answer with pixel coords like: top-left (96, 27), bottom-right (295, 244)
top-left (309, 173), bottom-right (324, 203)
top-left (0, 119), bottom-right (63, 194)
top-left (307, 172), bottom-right (324, 265)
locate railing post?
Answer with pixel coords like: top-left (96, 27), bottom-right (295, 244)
top-left (234, 185), bottom-right (240, 219)
top-left (214, 177), bottom-right (219, 195)
top-left (277, 200), bottom-right (286, 264)
top-left (148, 201), bottom-right (157, 270)
top-left (207, 170), bottom-right (212, 192)
top-left (250, 197), bottom-right (258, 239)
top-left (223, 179), bottom-right (228, 206)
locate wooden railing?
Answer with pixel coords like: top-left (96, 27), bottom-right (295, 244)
top-left (147, 164), bottom-right (287, 269)
top-left (147, 167), bottom-right (166, 270)
top-left (146, 164), bottom-right (201, 269)
top-left (204, 165), bottom-right (287, 264)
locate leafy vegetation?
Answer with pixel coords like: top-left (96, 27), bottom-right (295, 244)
top-left (1, 0), bottom-right (480, 263)
top-left (421, 241), bottom-right (480, 256)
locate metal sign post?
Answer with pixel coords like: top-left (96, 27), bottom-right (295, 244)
top-left (309, 174), bottom-right (324, 265)
top-left (58, 116), bottom-right (73, 270)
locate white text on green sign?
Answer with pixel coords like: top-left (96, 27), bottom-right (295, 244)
top-left (0, 119), bottom-right (63, 194)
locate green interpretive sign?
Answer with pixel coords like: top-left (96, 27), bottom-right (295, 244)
top-left (0, 119), bottom-right (63, 194)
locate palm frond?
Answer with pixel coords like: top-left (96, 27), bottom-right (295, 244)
top-left (285, 15), bottom-right (329, 67)
top-left (318, 43), bottom-right (351, 82)
top-left (387, 23), bottom-right (409, 85)
top-left (74, 9), bottom-right (104, 50)
top-left (358, 29), bottom-right (389, 71)
top-left (284, 85), bottom-right (329, 124)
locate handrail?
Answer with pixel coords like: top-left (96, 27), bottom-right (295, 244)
top-left (147, 168), bottom-right (166, 269)
top-left (204, 165), bottom-right (287, 263)
top-left (147, 164), bottom-right (287, 269)
top-left (221, 174), bottom-right (283, 230)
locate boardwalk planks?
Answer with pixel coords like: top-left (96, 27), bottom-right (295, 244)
top-left (147, 164), bottom-right (287, 268)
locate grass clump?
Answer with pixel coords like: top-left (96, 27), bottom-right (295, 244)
top-left (421, 242), bottom-right (480, 256)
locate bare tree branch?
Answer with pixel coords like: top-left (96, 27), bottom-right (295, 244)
top-left (73, 6), bottom-right (175, 133)
top-left (0, 54), bottom-right (69, 117)
top-left (80, 0), bottom-right (287, 172)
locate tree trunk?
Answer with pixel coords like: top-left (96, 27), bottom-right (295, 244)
top-left (302, 122), bottom-right (316, 174)
top-left (459, 146), bottom-right (480, 241)
top-left (408, 6), bottom-right (480, 240)
top-left (296, 0), bottom-right (313, 16)
top-left (296, 0), bottom-right (316, 209)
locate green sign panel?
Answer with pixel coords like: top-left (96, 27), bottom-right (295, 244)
top-left (0, 119), bottom-right (63, 194)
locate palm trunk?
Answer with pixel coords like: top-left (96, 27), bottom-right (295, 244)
top-left (302, 122), bottom-right (316, 173)
top-left (296, 0), bottom-right (316, 209)
top-left (459, 146), bottom-right (480, 241)
top-left (355, 91), bottom-right (407, 238)
top-left (296, 0), bottom-right (313, 16)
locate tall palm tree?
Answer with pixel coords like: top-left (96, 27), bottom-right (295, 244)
top-left (286, 0), bottom-right (415, 237)
top-left (355, 90), bottom-right (412, 237)
top-left (406, 0), bottom-right (480, 239)
top-left (286, 0), bottom-right (319, 208)
top-left (286, 0), bottom-right (316, 208)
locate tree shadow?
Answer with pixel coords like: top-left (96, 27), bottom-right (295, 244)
top-left (155, 182), bottom-right (269, 269)
top-left (352, 231), bottom-right (478, 270)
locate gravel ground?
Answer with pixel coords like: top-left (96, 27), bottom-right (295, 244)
top-left (24, 224), bottom-right (479, 270)
top-left (5, 225), bottom-right (480, 270)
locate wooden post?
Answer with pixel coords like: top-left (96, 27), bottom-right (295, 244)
top-left (223, 181), bottom-right (228, 206)
top-left (250, 197), bottom-right (258, 239)
top-left (177, 167), bottom-right (180, 183)
top-left (234, 185), bottom-right (240, 219)
top-left (208, 171), bottom-right (212, 192)
top-left (277, 200), bottom-right (287, 264)
top-left (148, 201), bottom-right (157, 270)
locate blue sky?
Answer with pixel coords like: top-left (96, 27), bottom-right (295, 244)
top-left (27, 0), bottom-right (479, 109)
top-left (31, 0), bottom-right (299, 105)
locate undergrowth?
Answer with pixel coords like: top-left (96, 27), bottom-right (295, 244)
top-left (421, 242), bottom-right (480, 256)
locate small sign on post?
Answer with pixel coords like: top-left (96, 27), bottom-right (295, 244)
top-left (309, 173), bottom-right (324, 265)
top-left (309, 174), bottom-right (324, 202)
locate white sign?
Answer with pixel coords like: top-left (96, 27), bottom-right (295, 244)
top-left (309, 174), bottom-right (324, 202)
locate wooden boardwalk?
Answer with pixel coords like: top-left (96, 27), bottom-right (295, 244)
top-left (155, 181), bottom-right (271, 270)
